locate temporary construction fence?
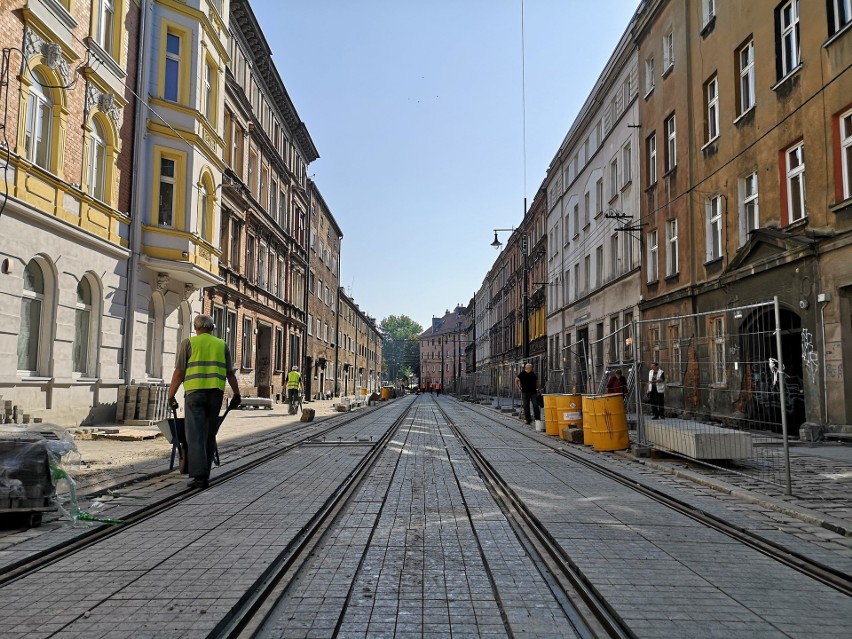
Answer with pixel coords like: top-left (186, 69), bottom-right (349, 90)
top-left (634, 297), bottom-right (793, 494)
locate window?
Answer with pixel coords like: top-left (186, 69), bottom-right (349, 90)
top-left (737, 40), bottom-right (755, 114)
top-left (710, 316), bottom-right (726, 385)
top-left (610, 316), bottom-right (620, 363)
top-left (270, 179), bottom-right (278, 218)
top-left (644, 57), bottom-right (655, 95)
top-left (572, 203), bottom-right (580, 236)
top-left (670, 324), bottom-right (682, 383)
top-left (664, 114), bottom-right (677, 172)
top-left (829, 0), bottom-right (852, 35)
top-left (610, 157), bottom-right (618, 198)
top-left (610, 233), bottom-right (620, 278)
top-left (776, 0), bottom-right (800, 79)
top-left (87, 118), bottom-right (107, 201)
top-left (702, 0), bottom-right (716, 26)
top-left (241, 317), bottom-right (253, 368)
top-left (647, 230), bottom-right (658, 282)
top-left (784, 142), bottom-right (806, 223)
top-left (96, 0), bottom-right (116, 57)
top-left (204, 59), bottom-right (215, 121)
top-left (307, 313), bottom-right (313, 335)
top-left (164, 31), bottom-right (181, 102)
top-left (706, 195), bottom-right (723, 261)
top-left (621, 143), bottom-right (632, 185)
top-left (647, 132), bottom-right (657, 185)
top-left (705, 75), bottom-right (719, 142)
top-left (246, 235), bottom-right (255, 280)
top-left (275, 327), bottom-right (284, 372)
top-left (839, 108), bottom-right (852, 200)
top-left (24, 70), bottom-right (52, 170)
top-left (257, 243), bottom-right (267, 288)
top-left (17, 260), bottom-right (45, 373)
top-left (663, 31), bottom-right (674, 71)
top-left (230, 220), bottom-right (241, 270)
top-left (583, 192), bottom-right (590, 226)
top-left (595, 246), bottom-right (603, 288)
top-left (199, 178), bottom-right (212, 241)
top-left (573, 264), bottom-right (579, 300)
top-left (225, 309), bottom-right (237, 356)
top-left (666, 219), bottom-right (679, 276)
top-left (158, 157), bottom-right (175, 226)
top-left (72, 278), bottom-right (92, 375)
top-left (740, 172), bottom-right (759, 244)
top-left (596, 179), bottom-right (604, 215)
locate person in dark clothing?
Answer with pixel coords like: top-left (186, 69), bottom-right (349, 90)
top-left (515, 363), bottom-right (540, 425)
top-left (606, 369), bottom-right (627, 396)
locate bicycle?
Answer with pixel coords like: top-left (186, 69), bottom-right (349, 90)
top-left (287, 390), bottom-right (303, 416)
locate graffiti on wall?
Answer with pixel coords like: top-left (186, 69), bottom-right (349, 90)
top-left (801, 328), bottom-right (818, 384)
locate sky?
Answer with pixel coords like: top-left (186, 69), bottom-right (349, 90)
top-left (251, 0), bottom-right (641, 331)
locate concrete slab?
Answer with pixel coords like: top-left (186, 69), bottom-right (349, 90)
top-left (644, 419), bottom-right (753, 459)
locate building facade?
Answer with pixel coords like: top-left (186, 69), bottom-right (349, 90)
top-left (419, 306), bottom-right (468, 393)
top-left (544, 21), bottom-right (642, 395)
top-left (338, 289), bottom-right (382, 397)
top-left (203, 0), bottom-right (317, 401)
top-left (0, 0), bottom-right (139, 424)
top-left (636, 0), bottom-right (852, 429)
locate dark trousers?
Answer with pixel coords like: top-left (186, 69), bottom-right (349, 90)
top-left (185, 389), bottom-right (224, 479)
top-left (649, 388), bottom-right (664, 418)
top-left (522, 391), bottom-right (541, 424)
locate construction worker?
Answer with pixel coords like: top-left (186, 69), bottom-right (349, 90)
top-left (287, 365), bottom-right (302, 407)
top-left (168, 314), bottom-right (240, 489)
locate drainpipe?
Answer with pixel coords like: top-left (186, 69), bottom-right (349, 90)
top-left (123, 0), bottom-right (151, 385)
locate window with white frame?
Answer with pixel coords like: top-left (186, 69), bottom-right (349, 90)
top-left (595, 245), bottom-right (603, 288)
top-left (610, 157), bottom-right (618, 198)
top-left (647, 132), bottom-right (657, 185)
top-left (785, 142), bottom-right (806, 223)
top-left (596, 178), bottom-right (604, 215)
top-left (706, 195), bottom-right (723, 261)
top-left (24, 70), bottom-right (52, 170)
top-left (705, 75), bottom-right (719, 142)
top-left (777, 0), bottom-right (800, 79)
top-left (663, 31), bottom-right (674, 71)
top-left (666, 218), bottom-right (679, 276)
top-left (583, 255), bottom-right (590, 293)
top-left (164, 31), bottom-right (181, 102)
top-left (95, 0), bottom-right (116, 56)
top-left (610, 233), bottom-right (619, 279)
top-left (225, 309), bottom-right (237, 355)
top-left (840, 108), bottom-right (852, 200)
top-left (241, 317), bottom-right (253, 368)
top-left (18, 259), bottom-right (45, 373)
top-left (664, 114), bottom-right (676, 172)
top-left (204, 59), bottom-right (215, 121)
top-left (573, 264), bottom-right (579, 300)
top-left (622, 143), bottom-right (632, 185)
top-left (702, 0), bottom-right (716, 26)
top-left (157, 157), bottom-right (175, 226)
top-left (644, 57), bottom-right (655, 95)
top-left (647, 229), bottom-right (659, 282)
top-left (710, 316), bottom-right (726, 384)
top-left (740, 172), bottom-right (759, 244)
top-left (573, 203), bottom-right (580, 236)
top-left (584, 192), bottom-right (590, 226)
top-left (829, 0), bottom-right (852, 35)
top-left (737, 40), bottom-right (755, 114)
top-left (87, 118), bottom-right (107, 201)
top-left (72, 278), bottom-right (94, 375)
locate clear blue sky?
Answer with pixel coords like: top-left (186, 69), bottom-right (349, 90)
top-left (252, 0), bottom-right (640, 331)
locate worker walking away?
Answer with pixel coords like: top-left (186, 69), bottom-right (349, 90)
top-left (515, 362), bottom-right (541, 426)
top-left (286, 365), bottom-right (303, 414)
top-left (168, 314), bottom-right (241, 489)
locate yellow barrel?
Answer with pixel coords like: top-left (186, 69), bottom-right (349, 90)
top-left (555, 393), bottom-right (583, 437)
top-left (380, 387), bottom-right (393, 400)
top-left (589, 393), bottom-right (629, 452)
top-left (582, 395), bottom-right (597, 447)
top-left (543, 394), bottom-right (559, 435)
top-left (361, 388), bottom-right (368, 396)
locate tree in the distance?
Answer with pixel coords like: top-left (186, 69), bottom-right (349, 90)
top-left (380, 315), bottom-right (423, 385)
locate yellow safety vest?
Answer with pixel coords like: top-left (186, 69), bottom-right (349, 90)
top-left (183, 333), bottom-right (227, 392)
top-left (287, 370), bottom-right (301, 390)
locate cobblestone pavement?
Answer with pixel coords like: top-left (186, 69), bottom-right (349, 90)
top-left (1, 395), bottom-right (850, 638)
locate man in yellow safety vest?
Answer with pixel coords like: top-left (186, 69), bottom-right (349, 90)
top-left (286, 365), bottom-right (302, 405)
top-left (168, 314), bottom-right (241, 489)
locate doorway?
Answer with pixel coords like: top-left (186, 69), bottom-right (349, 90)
top-left (256, 323), bottom-right (272, 397)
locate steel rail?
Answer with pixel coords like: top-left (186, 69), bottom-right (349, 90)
top-left (433, 397), bottom-right (634, 639)
top-left (458, 399), bottom-right (852, 599)
top-left (0, 404), bottom-right (393, 587)
top-left (212, 398), bottom-right (418, 638)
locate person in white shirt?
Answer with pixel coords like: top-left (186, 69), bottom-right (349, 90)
top-left (647, 362), bottom-right (666, 419)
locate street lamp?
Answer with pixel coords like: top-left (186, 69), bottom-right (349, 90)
top-left (490, 228), bottom-right (529, 359)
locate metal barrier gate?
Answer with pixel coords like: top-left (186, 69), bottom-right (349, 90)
top-left (634, 297), bottom-right (793, 493)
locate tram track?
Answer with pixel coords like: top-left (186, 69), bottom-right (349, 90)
top-left (432, 397), bottom-right (634, 639)
top-left (0, 403), bottom-right (395, 588)
top-left (451, 398), bottom-right (852, 600)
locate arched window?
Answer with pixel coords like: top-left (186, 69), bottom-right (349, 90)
top-left (18, 260), bottom-right (45, 372)
top-left (72, 278), bottom-right (92, 374)
top-left (24, 70), bottom-right (52, 170)
top-left (200, 181), bottom-right (210, 240)
top-left (87, 117), bottom-right (107, 201)
top-left (199, 172), bottom-right (215, 242)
